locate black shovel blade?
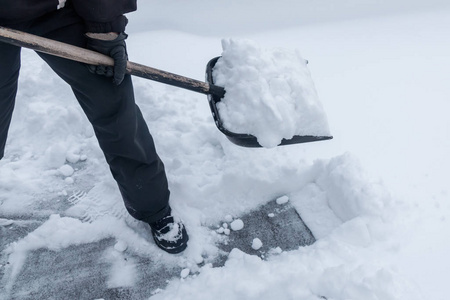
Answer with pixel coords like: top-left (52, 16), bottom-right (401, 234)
top-left (205, 57), bottom-right (333, 147)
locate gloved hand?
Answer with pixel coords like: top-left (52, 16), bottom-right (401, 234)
top-left (85, 32), bottom-right (128, 85)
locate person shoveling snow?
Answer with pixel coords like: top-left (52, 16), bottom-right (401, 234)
top-left (0, 3), bottom-right (330, 259)
top-left (0, 0), bottom-right (188, 254)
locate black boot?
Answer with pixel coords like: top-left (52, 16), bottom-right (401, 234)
top-left (149, 209), bottom-right (189, 254)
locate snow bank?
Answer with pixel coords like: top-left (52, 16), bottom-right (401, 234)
top-left (150, 152), bottom-right (421, 300)
top-left (213, 39), bottom-right (330, 147)
top-left (152, 248), bottom-right (420, 300)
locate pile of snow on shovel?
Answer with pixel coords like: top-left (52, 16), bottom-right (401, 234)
top-left (213, 39), bottom-right (331, 148)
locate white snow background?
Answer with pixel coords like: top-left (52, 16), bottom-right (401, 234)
top-left (1, 0), bottom-right (450, 299)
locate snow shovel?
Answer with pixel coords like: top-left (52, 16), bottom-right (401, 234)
top-left (0, 27), bottom-right (332, 147)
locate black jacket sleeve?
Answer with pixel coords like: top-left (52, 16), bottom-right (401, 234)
top-left (0, 0), bottom-right (59, 25)
top-left (71, 0), bottom-right (137, 33)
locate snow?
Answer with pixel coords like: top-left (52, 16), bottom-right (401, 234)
top-left (224, 215), bottom-right (233, 223)
top-left (4, 215), bottom-right (126, 252)
top-left (155, 223), bottom-right (182, 242)
top-left (113, 240), bottom-right (128, 253)
top-left (0, 219), bottom-right (14, 227)
top-left (58, 164), bottom-right (74, 177)
top-left (104, 247), bottom-right (137, 288)
top-left (64, 177), bottom-right (74, 184)
top-left (180, 268), bottom-right (190, 279)
top-left (1, 1), bottom-right (450, 299)
top-left (251, 238), bottom-right (263, 250)
top-left (276, 195), bottom-right (289, 205)
top-left (213, 39), bottom-right (330, 148)
top-left (230, 219), bottom-right (244, 231)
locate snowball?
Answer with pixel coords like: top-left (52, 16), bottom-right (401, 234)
top-left (251, 238), bottom-right (263, 250)
top-left (276, 195), bottom-right (289, 205)
top-left (268, 213), bottom-right (275, 218)
top-left (224, 228), bottom-right (231, 235)
top-left (213, 38), bottom-right (330, 148)
top-left (114, 240), bottom-right (128, 252)
top-left (58, 164), bottom-right (74, 177)
top-left (80, 154), bottom-right (88, 161)
top-left (222, 223), bottom-right (228, 229)
top-left (271, 247), bottom-right (283, 254)
top-left (66, 152), bottom-right (80, 164)
top-left (230, 219), bottom-right (244, 231)
top-left (180, 268), bottom-right (190, 278)
top-left (224, 215), bottom-right (233, 222)
top-left (216, 227), bottom-right (225, 234)
top-left (0, 218), bottom-right (14, 226)
top-left (64, 177), bottom-right (74, 184)
top-left (194, 255), bottom-right (204, 265)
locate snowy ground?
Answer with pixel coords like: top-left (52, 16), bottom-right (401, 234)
top-left (1, 1), bottom-right (450, 299)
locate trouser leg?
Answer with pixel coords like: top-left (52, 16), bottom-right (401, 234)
top-left (36, 23), bottom-right (170, 223)
top-left (0, 42), bottom-right (21, 159)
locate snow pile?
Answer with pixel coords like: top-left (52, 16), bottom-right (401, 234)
top-left (213, 39), bottom-right (331, 148)
top-left (150, 153), bottom-right (423, 300)
top-left (153, 247), bottom-right (420, 300)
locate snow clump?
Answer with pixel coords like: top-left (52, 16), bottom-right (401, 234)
top-left (0, 218), bottom-right (14, 226)
top-left (114, 240), bottom-right (128, 252)
top-left (224, 215), bottom-right (233, 222)
top-left (230, 219), bottom-right (244, 231)
top-left (180, 268), bottom-right (190, 279)
top-left (64, 177), bottom-right (74, 184)
top-left (251, 238), bottom-right (263, 250)
top-left (276, 195), bottom-right (289, 205)
top-left (213, 38), bottom-right (331, 148)
top-left (58, 164), bottom-right (74, 177)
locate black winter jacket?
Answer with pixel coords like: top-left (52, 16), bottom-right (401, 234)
top-left (0, 0), bottom-right (137, 32)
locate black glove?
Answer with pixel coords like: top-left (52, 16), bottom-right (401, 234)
top-left (85, 32), bottom-right (128, 85)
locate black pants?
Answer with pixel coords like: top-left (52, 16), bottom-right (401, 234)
top-left (0, 9), bottom-right (170, 223)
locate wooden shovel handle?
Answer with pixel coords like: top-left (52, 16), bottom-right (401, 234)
top-left (0, 26), bottom-right (225, 97)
